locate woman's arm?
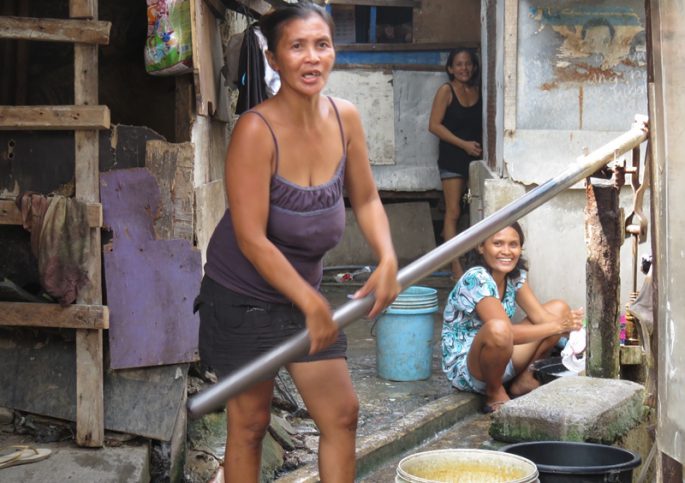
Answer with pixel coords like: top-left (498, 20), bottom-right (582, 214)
top-left (474, 282), bottom-right (581, 345)
top-left (428, 84), bottom-right (481, 157)
top-left (513, 283), bottom-right (583, 344)
top-left (338, 99), bottom-right (400, 319)
top-left (226, 113), bottom-right (337, 354)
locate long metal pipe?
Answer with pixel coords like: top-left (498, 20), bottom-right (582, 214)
top-left (187, 123), bottom-right (647, 418)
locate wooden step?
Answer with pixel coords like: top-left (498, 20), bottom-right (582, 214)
top-left (0, 106), bottom-right (110, 131)
top-left (0, 199), bottom-right (102, 227)
top-left (0, 301), bottom-right (109, 329)
top-left (0, 16), bottom-right (111, 44)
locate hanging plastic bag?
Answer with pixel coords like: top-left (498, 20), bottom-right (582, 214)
top-left (144, 0), bottom-right (193, 76)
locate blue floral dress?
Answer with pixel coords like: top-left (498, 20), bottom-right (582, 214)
top-left (441, 266), bottom-right (527, 392)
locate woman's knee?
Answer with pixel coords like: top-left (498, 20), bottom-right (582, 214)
top-left (228, 409), bottom-right (271, 446)
top-left (544, 299), bottom-right (571, 318)
top-left (319, 394), bottom-right (359, 435)
top-left (337, 394), bottom-right (360, 431)
top-left (480, 319), bottom-right (514, 347)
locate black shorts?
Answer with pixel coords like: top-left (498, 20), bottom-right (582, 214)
top-left (194, 276), bottom-right (347, 379)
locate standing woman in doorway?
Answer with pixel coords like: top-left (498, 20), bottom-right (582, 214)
top-left (196, 3), bottom-right (400, 482)
top-left (429, 48), bottom-right (483, 279)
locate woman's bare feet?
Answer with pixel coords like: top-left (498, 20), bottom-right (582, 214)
top-left (509, 369), bottom-right (540, 398)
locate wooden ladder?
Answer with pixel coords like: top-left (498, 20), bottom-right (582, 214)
top-left (0, 0), bottom-right (111, 447)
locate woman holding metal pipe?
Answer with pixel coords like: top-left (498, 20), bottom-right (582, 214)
top-left (194, 3), bottom-right (400, 482)
top-left (441, 222), bottom-right (583, 414)
top-left (428, 48), bottom-right (482, 280)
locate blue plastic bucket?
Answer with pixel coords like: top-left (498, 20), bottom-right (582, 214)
top-left (376, 286), bottom-right (439, 381)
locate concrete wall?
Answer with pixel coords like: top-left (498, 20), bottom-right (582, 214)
top-left (650, 0), bottom-right (685, 465)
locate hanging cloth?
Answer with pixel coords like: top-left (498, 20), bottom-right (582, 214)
top-left (236, 24), bottom-right (268, 114)
top-left (16, 193), bottom-right (91, 306)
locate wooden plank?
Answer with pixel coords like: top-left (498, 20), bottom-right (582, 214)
top-left (195, 179), bottom-right (226, 266)
top-left (69, 0), bottom-right (97, 19)
top-left (0, 335), bottom-right (189, 442)
top-left (191, 0), bottom-right (218, 117)
top-left (0, 16), bottom-right (110, 45)
top-left (256, 0), bottom-right (288, 8)
top-left (503, 0), bottom-right (518, 133)
top-left (0, 106), bottom-right (110, 130)
top-left (336, 42), bottom-right (477, 52)
top-left (75, 329), bottom-right (103, 447)
top-left (72, 1), bottom-right (104, 447)
top-left (334, 63), bottom-right (441, 72)
top-left (234, 0), bottom-right (273, 16)
top-left (146, 140), bottom-right (195, 243)
top-left (175, 76), bottom-right (193, 142)
top-left (0, 199), bottom-right (102, 227)
top-left (585, 183), bottom-right (621, 379)
top-left (203, 0), bottom-right (226, 17)
top-left (329, 0), bottom-right (420, 7)
top-left (191, 0), bottom-right (232, 121)
top-left (0, 302), bottom-right (108, 329)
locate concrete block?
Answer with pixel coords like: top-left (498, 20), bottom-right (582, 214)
top-left (323, 202), bottom-right (436, 267)
top-left (467, 160), bottom-right (495, 225)
top-left (482, 178), bottom-right (526, 218)
top-left (490, 376), bottom-right (646, 444)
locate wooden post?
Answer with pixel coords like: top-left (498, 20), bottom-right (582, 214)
top-left (71, 0), bottom-right (104, 448)
top-left (585, 181), bottom-right (621, 379)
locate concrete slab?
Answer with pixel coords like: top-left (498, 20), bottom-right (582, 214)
top-left (490, 376), bottom-right (646, 444)
top-left (0, 437), bottom-right (149, 483)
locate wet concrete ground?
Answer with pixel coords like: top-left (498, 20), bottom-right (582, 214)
top-left (274, 274), bottom-right (493, 481)
top-left (322, 275), bottom-right (459, 438)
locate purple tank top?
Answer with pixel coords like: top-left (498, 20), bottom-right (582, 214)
top-left (204, 97), bottom-right (347, 303)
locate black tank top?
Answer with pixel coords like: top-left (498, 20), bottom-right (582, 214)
top-left (437, 84), bottom-right (482, 177)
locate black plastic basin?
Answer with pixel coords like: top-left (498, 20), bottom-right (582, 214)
top-left (530, 356), bottom-right (577, 385)
top-left (501, 441), bottom-right (641, 483)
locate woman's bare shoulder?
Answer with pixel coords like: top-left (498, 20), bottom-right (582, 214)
top-left (233, 109), bottom-right (272, 138)
top-left (327, 96), bottom-right (358, 117)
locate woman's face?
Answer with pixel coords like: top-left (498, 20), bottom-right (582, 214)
top-left (268, 14), bottom-right (335, 96)
top-left (479, 227), bottom-right (522, 276)
top-left (448, 51), bottom-right (475, 84)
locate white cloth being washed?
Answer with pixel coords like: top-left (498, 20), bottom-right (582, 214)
top-left (561, 327), bottom-right (586, 373)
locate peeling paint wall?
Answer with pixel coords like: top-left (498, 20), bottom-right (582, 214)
top-left (506, 1), bottom-right (647, 185)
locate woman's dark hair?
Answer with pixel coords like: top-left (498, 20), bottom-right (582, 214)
top-left (259, 2), bottom-right (335, 52)
top-left (444, 48), bottom-right (480, 86)
top-left (462, 222), bottom-right (528, 279)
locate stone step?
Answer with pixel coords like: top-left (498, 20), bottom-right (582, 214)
top-left (0, 439), bottom-right (149, 483)
top-left (275, 392), bottom-right (480, 482)
top-left (490, 376), bottom-right (646, 444)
